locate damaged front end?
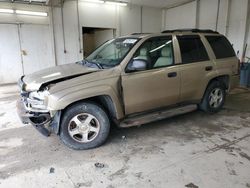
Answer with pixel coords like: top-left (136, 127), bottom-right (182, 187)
top-left (17, 76), bottom-right (60, 137)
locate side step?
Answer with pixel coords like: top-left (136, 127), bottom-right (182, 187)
top-left (119, 104), bottom-right (197, 128)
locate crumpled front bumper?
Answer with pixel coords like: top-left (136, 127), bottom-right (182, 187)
top-left (16, 98), bottom-right (51, 136)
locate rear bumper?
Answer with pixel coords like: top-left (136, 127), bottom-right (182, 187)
top-left (16, 98), bottom-right (51, 136)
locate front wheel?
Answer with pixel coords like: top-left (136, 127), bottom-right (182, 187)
top-left (199, 81), bottom-right (226, 113)
top-left (60, 102), bottom-right (110, 150)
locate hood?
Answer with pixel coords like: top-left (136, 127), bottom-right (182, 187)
top-left (23, 63), bottom-right (98, 91)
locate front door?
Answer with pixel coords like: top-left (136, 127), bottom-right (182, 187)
top-left (121, 36), bottom-right (180, 115)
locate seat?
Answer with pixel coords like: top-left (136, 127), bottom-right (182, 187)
top-left (134, 47), bottom-right (151, 68)
top-left (135, 48), bottom-right (150, 62)
top-left (153, 47), bottom-right (173, 68)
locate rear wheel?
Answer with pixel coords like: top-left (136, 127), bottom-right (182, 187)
top-left (199, 81), bottom-right (226, 113)
top-left (60, 102), bottom-right (110, 150)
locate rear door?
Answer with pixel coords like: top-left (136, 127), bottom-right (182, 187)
top-left (204, 35), bottom-right (238, 76)
top-left (176, 35), bottom-right (215, 102)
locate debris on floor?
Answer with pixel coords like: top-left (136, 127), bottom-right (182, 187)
top-left (76, 181), bottom-right (93, 187)
top-left (121, 135), bottom-right (126, 140)
top-left (94, 162), bottom-right (105, 168)
top-left (185, 182), bottom-right (199, 188)
top-left (49, 167), bottom-right (55, 174)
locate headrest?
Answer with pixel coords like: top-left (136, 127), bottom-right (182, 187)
top-left (161, 47), bottom-right (171, 57)
top-left (139, 48), bottom-right (148, 56)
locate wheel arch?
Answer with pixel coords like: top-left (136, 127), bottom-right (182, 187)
top-left (52, 95), bottom-right (122, 135)
top-left (207, 75), bottom-right (230, 90)
top-left (62, 95), bottom-right (119, 121)
top-left (202, 75), bottom-right (229, 100)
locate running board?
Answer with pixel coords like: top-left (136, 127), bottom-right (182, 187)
top-left (119, 104), bottom-right (197, 128)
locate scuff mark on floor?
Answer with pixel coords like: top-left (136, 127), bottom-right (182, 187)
top-left (239, 152), bottom-right (250, 161)
top-left (206, 134), bottom-right (250, 153)
top-left (0, 112), bottom-right (5, 117)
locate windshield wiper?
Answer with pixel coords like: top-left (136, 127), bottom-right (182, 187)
top-left (84, 59), bottom-right (103, 69)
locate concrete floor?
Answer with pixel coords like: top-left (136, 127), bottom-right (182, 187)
top-left (0, 85), bottom-right (250, 188)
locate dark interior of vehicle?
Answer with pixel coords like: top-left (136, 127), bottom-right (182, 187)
top-left (133, 37), bottom-right (174, 69)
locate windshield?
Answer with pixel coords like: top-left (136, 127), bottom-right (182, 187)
top-left (86, 37), bottom-right (140, 68)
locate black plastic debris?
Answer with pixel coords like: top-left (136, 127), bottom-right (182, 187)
top-left (49, 167), bottom-right (55, 174)
top-left (95, 162), bottom-right (105, 168)
top-left (185, 183), bottom-right (199, 188)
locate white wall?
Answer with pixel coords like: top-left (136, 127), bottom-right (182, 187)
top-left (78, 2), bottom-right (117, 29)
top-left (246, 1), bottom-right (250, 59)
top-left (164, 1), bottom-right (197, 30)
top-left (163, 0), bottom-right (250, 59)
top-left (53, 1), bottom-right (162, 65)
top-left (119, 5), bottom-right (141, 35)
top-left (198, 0), bottom-right (218, 30)
top-left (226, 0), bottom-right (248, 58)
top-left (0, 2), bottom-right (49, 24)
top-left (0, 1), bottom-right (162, 83)
top-left (142, 6), bottom-right (162, 33)
top-left (0, 2), bottom-right (55, 83)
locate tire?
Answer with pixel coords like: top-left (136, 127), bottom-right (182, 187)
top-left (199, 81), bottom-right (226, 113)
top-left (60, 102), bottom-right (110, 150)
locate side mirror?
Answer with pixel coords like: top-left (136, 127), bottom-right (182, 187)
top-left (126, 59), bottom-right (147, 73)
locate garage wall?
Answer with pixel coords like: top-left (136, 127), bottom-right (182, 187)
top-left (198, 0), bottom-right (218, 30)
top-left (163, 0), bottom-right (250, 59)
top-left (0, 2), bottom-right (55, 84)
top-left (142, 6), bottom-right (162, 33)
top-left (0, 1), bottom-right (162, 83)
top-left (0, 24), bottom-right (23, 83)
top-left (164, 1), bottom-right (197, 30)
top-left (53, 1), bottom-right (162, 65)
top-left (0, 2), bottom-right (49, 24)
top-left (226, 0), bottom-right (249, 58)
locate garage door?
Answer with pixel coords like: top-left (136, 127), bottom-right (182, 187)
top-left (0, 24), bottom-right (23, 84)
top-left (19, 24), bottom-right (55, 75)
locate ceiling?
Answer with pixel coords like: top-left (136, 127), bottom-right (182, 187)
top-left (129, 0), bottom-right (193, 8)
top-left (1, 0), bottom-right (192, 8)
top-left (2, 0), bottom-right (47, 5)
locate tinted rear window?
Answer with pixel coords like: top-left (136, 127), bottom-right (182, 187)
top-left (177, 35), bottom-right (209, 64)
top-left (205, 36), bottom-right (235, 59)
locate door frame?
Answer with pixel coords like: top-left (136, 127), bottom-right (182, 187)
top-left (82, 27), bottom-right (116, 58)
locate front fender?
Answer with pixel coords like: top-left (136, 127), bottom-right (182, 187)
top-left (47, 85), bottom-right (124, 119)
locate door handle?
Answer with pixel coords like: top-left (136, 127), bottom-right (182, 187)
top-left (167, 72), bottom-right (177, 78)
top-left (205, 66), bottom-right (213, 71)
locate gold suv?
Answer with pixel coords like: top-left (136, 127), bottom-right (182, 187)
top-left (17, 29), bottom-right (239, 150)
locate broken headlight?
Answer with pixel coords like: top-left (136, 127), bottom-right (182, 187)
top-left (27, 90), bottom-right (50, 110)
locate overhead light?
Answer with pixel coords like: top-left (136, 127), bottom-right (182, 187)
top-left (0, 8), bottom-right (14, 14)
top-left (15, 10), bottom-right (48, 17)
top-left (105, 1), bottom-right (127, 6)
top-left (81, 0), bottom-right (105, 3)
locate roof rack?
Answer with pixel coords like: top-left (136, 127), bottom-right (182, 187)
top-left (161, 29), bottom-right (219, 34)
top-left (131, 33), bottom-right (151, 35)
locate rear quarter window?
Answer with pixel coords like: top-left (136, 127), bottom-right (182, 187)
top-left (205, 36), bottom-right (236, 59)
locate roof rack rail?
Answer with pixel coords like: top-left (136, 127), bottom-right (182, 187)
top-left (161, 29), bottom-right (219, 34)
top-left (131, 33), bottom-right (151, 35)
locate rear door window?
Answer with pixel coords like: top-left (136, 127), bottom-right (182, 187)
top-left (205, 35), bottom-right (236, 59)
top-left (177, 35), bottom-right (209, 64)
